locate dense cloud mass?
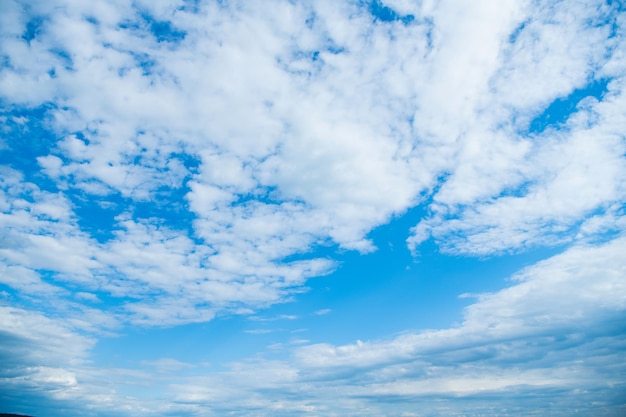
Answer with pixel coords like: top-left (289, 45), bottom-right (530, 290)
top-left (0, 0), bottom-right (625, 416)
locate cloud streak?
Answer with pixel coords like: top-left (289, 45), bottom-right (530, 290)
top-left (3, 236), bottom-right (623, 416)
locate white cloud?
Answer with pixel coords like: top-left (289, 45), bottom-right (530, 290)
top-left (2, 0), bottom-right (442, 325)
top-left (408, 0), bottom-right (626, 255)
top-left (0, 0), bottom-right (622, 323)
top-left (291, 237), bottom-right (626, 385)
top-left (0, 1), bottom-right (624, 414)
top-left (165, 237), bottom-right (626, 415)
top-left (0, 264), bottom-right (64, 296)
top-left (140, 358), bottom-right (195, 373)
top-left (3, 237), bottom-right (622, 415)
top-left (0, 305), bottom-right (95, 366)
top-left (0, 0), bottom-right (622, 331)
top-left (0, 171), bottom-right (337, 326)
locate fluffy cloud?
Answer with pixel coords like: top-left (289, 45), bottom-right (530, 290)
top-left (0, 0), bottom-right (625, 415)
top-left (1, 0), bottom-right (446, 325)
top-left (0, 167), bottom-right (334, 325)
top-left (408, 0), bottom-right (626, 255)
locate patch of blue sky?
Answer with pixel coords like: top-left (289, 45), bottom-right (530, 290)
top-left (68, 191), bottom-right (122, 243)
top-left (527, 78), bottom-right (610, 134)
top-left (607, 0), bottom-right (626, 10)
top-left (116, 18), bottom-right (176, 44)
top-left (129, 204), bottom-right (560, 363)
top-left (0, 285), bottom-right (21, 305)
top-left (291, 210), bottom-right (565, 345)
top-left (92, 312), bottom-right (266, 370)
top-left (326, 43), bottom-right (345, 54)
top-left (1, 2), bottom-right (623, 416)
top-left (121, 11), bottom-right (188, 45)
top-left (586, 0), bottom-right (625, 31)
top-left (3, 113), bottom-right (93, 239)
top-left (147, 19), bottom-right (186, 44)
top-left (0, 272), bottom-right (74, 315)
top-left (49, 48), bottom-right (74, 71)
top-left (228, 185), bottom-right (284, 207)
top-left (276, 239), bottom-right (337, 265)
top-left (129, 52), bottom-right (159, 77)
top-left (1, 105), bottom-right (204, 246)
top-left (84, 15), bottom-right (99, 26)
top-left (132, 159), bottom-right (199, 207)
top-left (117, 19), bottom-right (142, 32)
top-left (0, 52), bottom-right (9, 70)
top-left (21, 16), bottom-right (44, 44)
top-left (172, 150), bottom-right (201, 173)
top-left (79, 186), bottom-right (197, 247)
top-left (0, 102), bottom-right (61, 192)
top-left (37, 269), bottom-right (83, 291)
top-left (607, 2), bottom-right (626, 40)
top-left (132, 186), bottom-right (196, 222)
top-left (366, 0), bottom-right (415, 25)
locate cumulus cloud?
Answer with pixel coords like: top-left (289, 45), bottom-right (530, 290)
top-left (0, 0), bottom-right (625, 415)
top-left (3, 0), bottom-right (622, 324)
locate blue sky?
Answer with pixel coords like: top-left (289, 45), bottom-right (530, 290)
top-left (0, 0), bottom-right (625, 416)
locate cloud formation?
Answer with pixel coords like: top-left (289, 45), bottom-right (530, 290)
top-left (0, 0), bottom-right (624, 415)
top-left (2, 237), bottom-right (624, 416)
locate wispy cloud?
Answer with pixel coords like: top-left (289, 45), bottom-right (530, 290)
top-left (4, 236), bottom-right (621, 415)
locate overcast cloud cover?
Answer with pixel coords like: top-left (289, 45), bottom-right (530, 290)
top-left (0, 0), bottom-right (625, 416)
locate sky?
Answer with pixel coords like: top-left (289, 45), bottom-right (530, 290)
top-left (0, 0), bottom-right (625, 416)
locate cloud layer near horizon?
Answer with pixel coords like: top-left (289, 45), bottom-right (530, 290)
top-left (1, 0), bottom-right (625, 415)
top-left (2, 237), bottom-right (624, 416)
